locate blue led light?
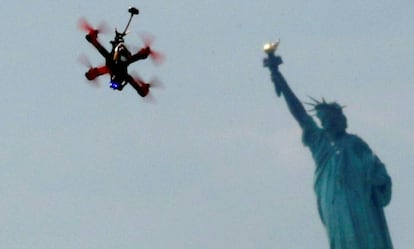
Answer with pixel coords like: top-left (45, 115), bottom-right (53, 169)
top-left (110, 81), bottom-right (119, 90)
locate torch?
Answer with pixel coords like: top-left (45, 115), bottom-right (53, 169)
top-left (263, 39), bottom-right (283, 97)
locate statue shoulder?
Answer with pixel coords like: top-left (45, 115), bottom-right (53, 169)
top-left (345, 133), bottom-right (372, 156)
top-left (302, 124), bottom-right (324, 147)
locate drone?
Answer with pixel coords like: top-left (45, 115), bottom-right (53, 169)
top-left (78, 7), bottom-right (163, 98)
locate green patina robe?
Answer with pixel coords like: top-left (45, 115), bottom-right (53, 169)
top-left (303, 122), bottom-right (393, 249)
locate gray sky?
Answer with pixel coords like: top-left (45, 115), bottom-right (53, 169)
top-left (1, 1), bottom-right (413, 248)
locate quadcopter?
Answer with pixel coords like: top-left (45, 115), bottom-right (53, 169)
top-left (78, 7), bottom-right (163, 98)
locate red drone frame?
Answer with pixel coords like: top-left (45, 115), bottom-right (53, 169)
top-left (78, 7), bottom-right (163, 98)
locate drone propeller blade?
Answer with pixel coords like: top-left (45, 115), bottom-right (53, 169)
top-left (77, 53), bottom-right (92, 68)
top-left (147, 76), bottom-right (164, 89)
top-left (78, 17), bottom-right (110, 35)
top-left (131, 72), bottom-right (163, 90)
top-left (97, 20), bottom-right (110, 34)
top-left (77, 54), bottom-right (109, 87)
top-left (141, 32), bottom-right (154, 46)
top-left (129, 72), bottom-right (161, 103)
top-left (149, 50), bottom-right (165, 65)
top-left (140, 33), bottom-right (165, 65)
top-left (78, 17), bottom-right (95, 33)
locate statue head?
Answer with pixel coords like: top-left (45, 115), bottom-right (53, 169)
top-left (308, 98), bottom-right (348, 136)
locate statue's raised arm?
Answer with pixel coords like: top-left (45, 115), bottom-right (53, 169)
top-left (262, 41), bottom-right (316, 131)
top-left (262, 41), bottom-right (394, 249)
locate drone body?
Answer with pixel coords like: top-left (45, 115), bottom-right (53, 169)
top-left (79, 7), bottom-right (162, 97)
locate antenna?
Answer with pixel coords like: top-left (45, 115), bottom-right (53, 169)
top-left (122, 7), bottom-right (139, 35)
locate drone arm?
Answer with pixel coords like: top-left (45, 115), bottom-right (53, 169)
top-left (85, 65), bottom-right (110, 80)
top-left (126, 74), bottom-right (150, 97)
top-left (129, 47), bottom-right (150, 63)
top-left (86, 35), bottom-right (110, 58)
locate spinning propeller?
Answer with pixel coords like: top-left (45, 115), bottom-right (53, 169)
top-left (140, 33), bottom-right (165, 65)
top-left (131, 72), bottom-right (163, 103)
top-left (77, 53), bottom-right (110, 86)
top-left (78, 18), bottom-right (110, 38)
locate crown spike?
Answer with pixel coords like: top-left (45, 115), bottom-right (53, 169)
top-left (307, 95), bottom-right (321, 105)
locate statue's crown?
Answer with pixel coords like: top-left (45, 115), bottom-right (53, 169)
top-left (305, 97), bottom-right (345, 114)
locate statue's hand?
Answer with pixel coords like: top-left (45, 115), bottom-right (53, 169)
top-left (265, 55), bottom-right (284, 97)
top-left (263, 55), bottom-right (283, 68)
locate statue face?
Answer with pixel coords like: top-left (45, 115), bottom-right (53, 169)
top-left (317, 110), bottom-right (347, 134)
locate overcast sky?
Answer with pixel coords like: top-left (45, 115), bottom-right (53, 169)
top-left (1, 1), bottom-right (413, 248)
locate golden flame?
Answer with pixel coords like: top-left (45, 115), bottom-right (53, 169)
top-left (263, 40), bottom-right (280, 54)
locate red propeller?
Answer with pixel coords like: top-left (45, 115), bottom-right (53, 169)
top-left (77, 53), bottom-right (109, 86)
top-left (77, 53), bottom-right (93, 68)
top-left (78, 18), bottom-right (110, 36)
top-left (131, 72), bottom-right (163, 102)
top-left (140, 33), bottom-right (165, 65)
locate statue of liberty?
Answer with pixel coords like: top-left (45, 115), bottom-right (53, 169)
top-left (263, 41), bottom-right (393, 249)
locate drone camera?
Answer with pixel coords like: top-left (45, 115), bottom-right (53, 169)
top-left (128, 7), bottom-right (139, 15)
